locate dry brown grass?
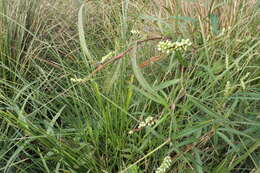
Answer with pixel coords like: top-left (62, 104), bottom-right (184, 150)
top-left (148, 0), bottom-right (258, 36)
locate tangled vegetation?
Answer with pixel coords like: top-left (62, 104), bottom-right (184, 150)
top-left (0, 0), bottom-right (259, 172)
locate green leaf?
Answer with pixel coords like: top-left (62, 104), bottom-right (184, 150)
top-left (194, 148), bottom-right (203, 173)
top-left (228, 139), bottom-right (260, 170)
top-left (133, 85), bottom-right (167, 106)
top-left (104, 60), bottom-right (122, 93)
top-left (209, 14), bottom-right (219, 35)
top-left (38, 147), bottom-right (50, 173)
top-left (3, 140), bottom-right (32, 172)
top-left (131, 44), bottom-right (167, 106)
top-left (175, 124), bottom-right (209, 139)
top-left (218, 128), bottom-right (255, 141)
top-left (78, 4), bottom-right (93, 64)
top-left (216, 131), bottom-right (238, 151)
top-left (169, 16), bottom-right (197, 22)
top-left (47, 106), bottom-right (65, 135)
top-left (131, 44), bottom-right (155, 94)
top-left (188, 96), bottom-right (223, 120)
top-left (127, 165), bottom-right (141, 173)
top-left (175, 50), bottom-right (188, 67)
top-left (153, 79), bottom-right (180, 91)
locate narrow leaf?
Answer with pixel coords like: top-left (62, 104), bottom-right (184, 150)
top-left (78, 4), bottom-right (93, 64)
top-left (175, 50), bottom-right (188, 67)
top-left (154, 79), bottom-right (180, 91)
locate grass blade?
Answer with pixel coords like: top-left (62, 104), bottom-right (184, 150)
top-left (78, 4), bottom-right (93, 65)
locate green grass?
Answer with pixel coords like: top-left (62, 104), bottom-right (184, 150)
top-left (0, 0), bottom-right (259, 172)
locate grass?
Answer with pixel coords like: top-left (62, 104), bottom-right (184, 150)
top-left (0, 0), bottom-right (259, 172)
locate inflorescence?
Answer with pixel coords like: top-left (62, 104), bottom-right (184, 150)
top-left (157, 39), bottom-right (192, 54)
top-left (100, 51), bottom-right (116, 64)
top-left (155, 156), bottom-right (173, 173)
top-left (128, 116), bottom-right (157, 135)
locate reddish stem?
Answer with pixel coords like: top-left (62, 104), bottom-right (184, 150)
top-left (89, 36), bottom-right (167, 76)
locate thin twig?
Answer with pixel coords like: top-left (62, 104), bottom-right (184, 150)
top-left (89, 36), bottom-right (167, 77)
top-left (35, 57), bottom-right (62, 70)
top-left (138, 55), bottom-right (161, 68)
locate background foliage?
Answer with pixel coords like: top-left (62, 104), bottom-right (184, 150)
top-left (0, 0), bottom-right (259, 172)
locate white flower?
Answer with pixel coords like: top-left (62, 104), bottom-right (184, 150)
top-left (100, 51), bottom-right (115, 64)
top-left (138, 121), bottom-right (146, 129)
top-left (145, 116), bottom-right (156, 126)
top-left (157, 39), bottom-right (192, 54)
top-left (131, 29), bottom-right (141, 35)
top-left (155, 156), bottom-right (172, 173)
top-left (70, 78), bottom-right (85, 82)
top-left (128, 130), bottom-right (134, 135)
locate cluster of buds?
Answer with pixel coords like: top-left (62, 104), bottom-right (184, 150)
top-left (138, 116), bottom-right (156, 128)
top-left (99, 51), bottom-right (116, 64)
top-left (128, 116), bottom-right (157, 135)
top-left (155, 156), bottom-right (172, 173)
top-left (70, 77), bottom-right (85, 83)
top-left (224, 81), bottom-right (234, 96)
top-left (130, 29), bottom-right (141, 35)
top-left (240, 72), bottom-right (250, 90)
top-left (157, 39), bottom-right (192, 54)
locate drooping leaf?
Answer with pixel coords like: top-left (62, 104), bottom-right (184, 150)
top-left (78, 4), bottom-right (93, 65)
